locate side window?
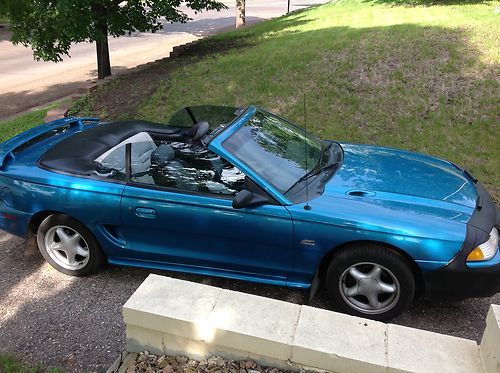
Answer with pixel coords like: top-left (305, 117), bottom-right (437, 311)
top-left (92, 132), bottom-right (155, 181)
top-left (93, 143), bottom-right (126, 181)
top-left (131, 141), bottom-right (246, 196)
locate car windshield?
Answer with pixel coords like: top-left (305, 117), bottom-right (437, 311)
top-left (222, 109), bottom-right (325, 194)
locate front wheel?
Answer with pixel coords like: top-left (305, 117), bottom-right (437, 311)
top-left (37, 214), bottom-right (104, 276)
top-left (326, 244), bottom-right (415, 321)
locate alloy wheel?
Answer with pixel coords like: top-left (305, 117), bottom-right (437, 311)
top-left (339, 262), bottom-right (401, 315)
top-left (44, 225), bottom-right (90, 270)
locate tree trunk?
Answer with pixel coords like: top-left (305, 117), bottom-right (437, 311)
top-left (236, 0), bottom-right (245, 29)
top-left (96, 35), bottom-right (111, 79)
top-left (93, 3), bottom-right (111, 79)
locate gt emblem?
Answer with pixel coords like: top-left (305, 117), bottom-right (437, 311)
top-left (301, 239), bottom-right (316, 246)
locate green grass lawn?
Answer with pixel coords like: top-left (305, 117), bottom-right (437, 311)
top-left (0, 354), bottom-right (58, 373)
top-left (0, 108), bottom-right (50, 143)
top-left (73, 0), bottom-right (500, 201)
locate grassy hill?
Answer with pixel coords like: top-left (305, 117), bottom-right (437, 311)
top-left (75, 0), bottom-right (499, 199)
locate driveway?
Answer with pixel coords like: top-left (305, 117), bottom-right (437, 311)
top-left (0, 230), bottom-right (498, 372)
top-left (0, 0), bottom-right (327, 120)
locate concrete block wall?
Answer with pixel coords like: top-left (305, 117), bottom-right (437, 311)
top-left (124, 274), bottom-right (499, 373)
top-left (481, 305), bottom-right (500, 373)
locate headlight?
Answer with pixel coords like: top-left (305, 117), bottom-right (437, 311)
top-left (467, 227), bottom-right (499, 261)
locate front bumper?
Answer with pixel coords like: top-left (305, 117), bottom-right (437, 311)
top-left (423, 250), bottom-right (500, 299)
top-left (424, 182), bottom-right (500, 300)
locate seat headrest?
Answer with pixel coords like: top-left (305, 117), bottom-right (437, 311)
top-left (188, 121), bottom-right (210, 141)
top-left (151, 144), bottom-right (175, 167)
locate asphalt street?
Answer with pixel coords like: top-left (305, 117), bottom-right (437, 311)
top-left (0, 230), bottom-right (498, 372)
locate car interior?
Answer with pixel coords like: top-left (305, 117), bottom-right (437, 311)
top-left (94, 122), bottom-right (246, 196)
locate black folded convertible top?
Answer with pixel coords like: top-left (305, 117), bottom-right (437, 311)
top-left (39, 120), bottom-right (181, 175)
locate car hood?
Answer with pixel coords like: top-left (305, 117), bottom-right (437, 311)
top-left (319, 143), bottom-right (478, 223)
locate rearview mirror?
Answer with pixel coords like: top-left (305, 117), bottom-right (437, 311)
top-left (232, 189), bottom-right (269, 209)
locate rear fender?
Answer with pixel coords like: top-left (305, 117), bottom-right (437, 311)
top-left (0, 117), bottom-right (99, 170)
top-left (0, 175), bottom-right (33, 237)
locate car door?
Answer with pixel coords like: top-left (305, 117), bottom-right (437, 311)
top-left (120, 141), bottom-right (294, 282)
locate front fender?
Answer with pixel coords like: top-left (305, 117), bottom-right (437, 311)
top-left (286, 197), bottom-right (467, 283)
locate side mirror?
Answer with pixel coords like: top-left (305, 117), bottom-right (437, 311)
top-left (232, 189), bottom-right (269, 209)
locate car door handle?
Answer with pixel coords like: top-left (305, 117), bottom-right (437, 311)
top-left (134, 207), bottom-right (157, 219)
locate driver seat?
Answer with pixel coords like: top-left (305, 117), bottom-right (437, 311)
top-left (187, 121), bottom-right (210, 145)
top-left (150, 144), bottom-right (197, 191)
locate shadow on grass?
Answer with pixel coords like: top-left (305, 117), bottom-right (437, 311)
top-left (67, 14), bottom-right (313, 120)
top-left (68, 33), bottom-right (264, 120)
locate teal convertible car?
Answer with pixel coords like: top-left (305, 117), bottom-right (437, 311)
top-left (0, 105), bottom-right (498, 320)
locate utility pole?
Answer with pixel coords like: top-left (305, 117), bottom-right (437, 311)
top-left (287, 0), bottom-right (291, 13)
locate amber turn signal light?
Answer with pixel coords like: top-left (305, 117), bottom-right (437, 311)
top-left (467, 247), bottom-right (485, 261)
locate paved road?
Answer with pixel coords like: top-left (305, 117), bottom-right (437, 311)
top-left (0, 231), bottom-right (498, 372)
top-left (0, 1), bottom-right (326, 119)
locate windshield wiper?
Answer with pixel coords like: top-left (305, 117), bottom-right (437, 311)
top-left (318, 160), bottom-right (341, 172)
top-left (285, 160), bottom-right (341, 194)
top-left (303, 161), bottom-right (341, 181)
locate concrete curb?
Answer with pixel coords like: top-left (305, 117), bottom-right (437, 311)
top-left (123, 274), bottom-right (499, 373)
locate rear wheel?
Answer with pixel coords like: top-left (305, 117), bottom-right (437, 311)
top-left (37, 214), bottom-right (104, 276)
top-left (326, 243), bottom-right (415, 321)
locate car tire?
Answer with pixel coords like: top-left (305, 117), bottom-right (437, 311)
top-left (37, 214), bottom-right (104, 276)
top-left (326, 243), bottom-right (415, 321)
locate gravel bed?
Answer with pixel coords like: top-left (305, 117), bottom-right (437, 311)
top-left (122, 352), bottom-right (307, 373)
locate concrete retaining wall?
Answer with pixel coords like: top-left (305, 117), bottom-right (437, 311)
top-left (124, 274), bottom-right (500, 372)
top-left (481, 305), bottom-right (500, 372)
